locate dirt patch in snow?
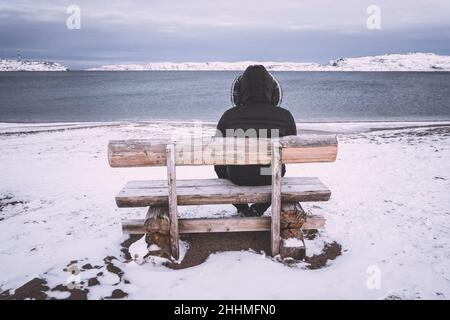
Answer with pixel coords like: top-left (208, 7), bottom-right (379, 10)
top-left (120, 230), bottom-right (342, 270)
top-left (166, 231), bottom-right (271, 269)
top-left (126, 230), bottom-right (342, 270)
top-left (0, 195), bottom-right (25, 212)
top-left (305, 242), bottom-right (342, 270)
top-left (0, 256), bottom-right (129, 300)
top-left (120, 234), bottom-right (143, 260)
top-left (0, 194), bottom-right (26, 221)
top-left (0, 277), bottom-right (90, 300)
top-left (0, 278), bottom-right (49, 300)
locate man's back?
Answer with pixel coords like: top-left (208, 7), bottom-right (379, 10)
top-left (215, 65), bottom-right (297, 186)
top-left (217, 104), bottom-right (296, 137)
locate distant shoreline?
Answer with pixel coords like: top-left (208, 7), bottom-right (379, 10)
top-left (2, 53), bottom-right (450, 72)
top-left (3, 70), bottom-right (450, 73)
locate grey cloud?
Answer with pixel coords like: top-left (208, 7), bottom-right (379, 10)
top-left (0, 0), bottom-right (449, 68)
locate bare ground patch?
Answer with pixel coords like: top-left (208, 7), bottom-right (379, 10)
top-left (0, 194), bottom-right (26, 221)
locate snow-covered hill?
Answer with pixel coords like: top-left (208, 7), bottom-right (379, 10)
top-left (0, 59), bottom-right (68, 71)
top-left (87, 61), bottom-right (319, 71)
top-left (2, 53), bottom-right (449, 72)
top-left (327, 53), bottom-right (450, 71)
top-left (88, 53), bottom-right (450, 71)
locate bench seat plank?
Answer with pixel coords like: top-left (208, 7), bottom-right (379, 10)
top-left (116, 177), bottom-right (331, 207)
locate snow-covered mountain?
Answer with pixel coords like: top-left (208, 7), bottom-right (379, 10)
top-left (0, 59), bottom-right (68, 71)
top-left (88, 53), bottom-right (450, 71)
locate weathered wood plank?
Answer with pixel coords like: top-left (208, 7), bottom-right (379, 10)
top-left (116, 177), bottom-right (331, 207)
top-left (166, 144), bottom-right (180, 260)
top-left (108, 135), bottom-right (338, 167)
top-left (282, 146), bottom-right (338, 164)
top-left (302, 215), bottom-right (326, 230)
top-left (123, 217), bottom-right (272, 234)
top-left (122, 215), bottom-right (326, 234)
top-left (271, 142), bottom-right (282, 256)
top-left (178, 217), bottom-right (270, 233)
top-left (121, 219), bottom-right (145, 234)
top-left (123, 176), bottom-right (327, 189)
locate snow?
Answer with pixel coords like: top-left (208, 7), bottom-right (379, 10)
top-left (327, 53), bottom-right (450, 71)
top-left (0, 121), bottom-right (450, 299)
top-left (283, 238), bottom-right (304, 247)
top-left (304, 233), bottom-right (332, 256)
top-left (87, 61), bottom-right (319, 72)
top-left (87, 53), bottom-right (450, 72)
top-left (0, 59), bottom-right (68, 72)
top-left (2, 53), bottom-right (449, 72)
top-left (129, 237), bottom-right (150, 265)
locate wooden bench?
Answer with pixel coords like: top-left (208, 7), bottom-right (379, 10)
top-left (108, 135), bottom-right (338, 260)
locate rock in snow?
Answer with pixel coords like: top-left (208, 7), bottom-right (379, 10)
top-left (88, 53), bottom-right (450, 72)
top-left (0, 59), bottom-right (68, 71)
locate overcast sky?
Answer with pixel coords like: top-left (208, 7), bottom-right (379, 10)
top-left (1, 0), bottom-right (449, 69)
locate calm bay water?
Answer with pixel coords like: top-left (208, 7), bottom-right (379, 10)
top-left (0, 71), bottom-right (449, 123)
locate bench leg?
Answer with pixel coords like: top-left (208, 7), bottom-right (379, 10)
top-left (144, 206), bottom-right (171, 259)
top-left (271, 142), bottom-right (282, 256)
top-left (166, 144), bottom-right (180, 260)
top-left (279, 202), bottom-right (307, 260)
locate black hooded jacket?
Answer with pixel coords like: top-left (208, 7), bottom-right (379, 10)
top-left (214, 65), bottom-right (297, 186)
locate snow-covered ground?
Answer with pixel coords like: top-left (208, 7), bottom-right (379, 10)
top-left (87, 53), bottom-right (450, 72)
top-left (0, 59), bottom-right (68, 72)
top-left (0, 121), bottom-right (449, 299)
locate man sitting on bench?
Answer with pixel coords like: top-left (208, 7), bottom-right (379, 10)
top-left (215, 65), bottom-right (297, 217)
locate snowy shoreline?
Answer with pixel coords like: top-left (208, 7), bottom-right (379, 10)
top-left (2, 120), bottom-right (450, 135)
top-left (87, 53), bottom-right (450, 72)
top-left (0, 59), bottom-right (67, 72)
top-left (1, 121), bottom-right (449, 299)
top-left (2, 53), bottom-right (450, 72)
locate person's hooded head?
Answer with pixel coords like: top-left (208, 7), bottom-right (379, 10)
top-left (231, 65), bottom-right (282, 108)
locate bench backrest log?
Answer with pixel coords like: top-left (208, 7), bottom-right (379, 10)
top-left (108, 135), bottom-right (338, 167)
